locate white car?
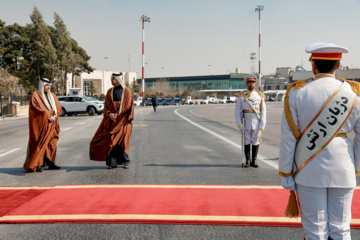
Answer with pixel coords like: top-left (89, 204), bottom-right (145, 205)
top-left (134, 97), bottom-right (143, 107)
top-left (218, 96), bottom-right (227, 104)
top-left (58, 96), bottom-right (104, 116)
top-left (227, 96), bottom-right (237, 103)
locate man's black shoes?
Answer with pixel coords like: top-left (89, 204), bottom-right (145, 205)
top-left (36, 166), bottom-right (43, 172)
top-left (48, 164), bottom-right (61, 170)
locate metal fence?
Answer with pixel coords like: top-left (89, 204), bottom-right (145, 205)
top-left (12, 95), bottom-right (31, 106)
top-left (0, 93), bottom-right (12, 118)
top-left (0, 93), bottom-right (31, 118)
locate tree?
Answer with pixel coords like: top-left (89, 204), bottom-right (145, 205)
top-left (131, 80), bottom-right (141, 96)
top-left (0, 69), bottom-right (19, 94)
top-left (149, 79), bottom-right (176, 97)
top-left (0, 7), bottom-right (94, 94)
top-left (88, 81), bottom-right (97, 96)
top-left (50, 12), bottom-right (74, 95)
top-left (28, 7), bottom-right (58, 83)
top-left (70, 38), bottom-right (93, 75)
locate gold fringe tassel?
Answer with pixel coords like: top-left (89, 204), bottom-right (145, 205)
top-left (285, 190), bottom-right (300, 218)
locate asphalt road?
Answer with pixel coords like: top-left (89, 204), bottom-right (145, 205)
top-left (0, 103), bottom-right (359, 239)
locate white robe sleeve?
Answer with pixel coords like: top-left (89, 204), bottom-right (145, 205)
top-left (259, 98), bottom-right (266, 130)
top-left (235, 97), bottom-right (243, 128)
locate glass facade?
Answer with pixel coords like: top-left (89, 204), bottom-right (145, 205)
top-left (141, 74), bottom-right (247, 92)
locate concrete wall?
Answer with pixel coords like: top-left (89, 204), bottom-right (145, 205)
top-left (7, 102), bottom-right (29, 117)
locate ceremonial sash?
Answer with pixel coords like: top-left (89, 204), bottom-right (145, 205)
top-left (292, 83), bottom-right (356, 176)
top-left (244, 92), bottom-right (261, 120)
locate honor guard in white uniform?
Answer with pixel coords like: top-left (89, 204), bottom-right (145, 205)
top-left (279, 42), bottom-right (360, 240)
top-left (235, 74), bottom-right (266, 167)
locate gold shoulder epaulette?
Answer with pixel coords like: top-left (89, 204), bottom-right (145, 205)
top-left (290, 78), bottom-right (313, 90)
top-left (237, 91), bottom-right (244, 98)
top-left (283, 78), bottom-right (313, 140)
top-left (256, 91), bottom-right (265, 98)
top-left (345, 80), bottom-right (360, 95)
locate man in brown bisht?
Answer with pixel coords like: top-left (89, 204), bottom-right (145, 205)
top-left (90, 72), bottom-right (134, 169)
top-left (24, 78), bottom-right (62, 172)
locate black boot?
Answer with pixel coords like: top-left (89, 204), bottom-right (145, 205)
top-left (244, 144), bottom-right (251, 167)
top-left (251, 145), bottom-right (259, 168)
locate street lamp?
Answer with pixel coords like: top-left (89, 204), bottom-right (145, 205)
top-left (255, 5), bottom-right (264, 91)
top-left (208, 65), bottom-right (211, 75)
top-left (104, 57), bottom-right (108, 71)
top-left (19, 83), bottom-right (23, 106)
top-left (161, 66), bottom-right (164, 77)
top-left (140, 15), bottom-right (150, 99)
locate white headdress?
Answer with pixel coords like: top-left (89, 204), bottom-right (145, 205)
top-left (112, 72), bottom-right (125, 88)
top-left (38, 78), bottom-right (57, 116)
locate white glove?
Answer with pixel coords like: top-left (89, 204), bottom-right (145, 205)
top-left (281, 176), bottom-right (297, 193)
top-left (239, 125), bottom-right (245, 131)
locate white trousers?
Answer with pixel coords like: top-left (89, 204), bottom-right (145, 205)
top-left (297, 184), bottom-right (354, 240)
top-left (244, 129), bottom-right (261, 145)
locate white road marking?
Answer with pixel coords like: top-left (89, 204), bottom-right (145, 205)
top-left (75, 122), bottom-right (86, 125)
top-left (62, 127), bottom-right (72, 131)
top-left (175, 108), bottom-right (278, 170)
top-left (0, 148), bottom-right (21, 158)
top-left (189, 109), bottom-right (203, 118)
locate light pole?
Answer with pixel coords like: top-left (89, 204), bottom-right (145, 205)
top-left (255, 5), bottom-right (264, 91)
top-left (140, 15), bottom-right (150, 98)
top-left (208, 65), bottom-right (211, 75)
top-left (104, 57), bottom-right (108, 71)
top-left (161, 66), bottom-right (164, 77)
top-left (19, 83), bottom-right (23, 106)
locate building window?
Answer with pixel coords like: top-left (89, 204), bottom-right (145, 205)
top-left (267, 86), bottom-right (272, 90)
top-left (84, 81), bottom-right (91, 96)
top-left (275, 85), bottom-right (280, 90)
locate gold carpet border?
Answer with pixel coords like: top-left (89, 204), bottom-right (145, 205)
top-left (0, 186), bottom-right (53, 190)
top-left (1, 214), bottom-right (360, 225)
top-left (0, 214), bottom-right (302, 223)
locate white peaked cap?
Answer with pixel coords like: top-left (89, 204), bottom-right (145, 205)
top-left (306, 42), bottom-right (348, 60)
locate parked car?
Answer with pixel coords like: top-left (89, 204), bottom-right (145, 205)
top-left (172, 98), bottom-right (181, 105)
top-left (164, 98), bottom-right (172, 105)
top-left (227, 96), bottom-right (237, 103)
top-left (58, 96), bottom-right (104, 116)
top-left (218, 96), bottom-right (227, 104)
top-left (200, 96), bottom-right (217, 104)
top-left (157, 98), bottom-right (165, 105)
top-left (134, 97), bottom-right (143, 107)
top-left (145, 98), bottom-right (152, 106)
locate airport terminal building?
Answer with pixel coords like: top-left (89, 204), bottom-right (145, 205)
top-left (137, 72), bottom-right (248, 97)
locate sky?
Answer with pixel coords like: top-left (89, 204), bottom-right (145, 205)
top-left (1, 0), bottom-right (360, 78)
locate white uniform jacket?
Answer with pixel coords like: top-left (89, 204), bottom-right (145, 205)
top-left (279, 74), bottom-right (360, 188)
top-left (235, 90), bottom-right (266, 131)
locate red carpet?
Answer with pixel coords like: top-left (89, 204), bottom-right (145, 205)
top-left (0, 185), bottom-right (359, 227)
